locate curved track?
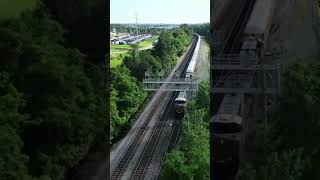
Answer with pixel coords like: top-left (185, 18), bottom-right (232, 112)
top-left (111, 35), bottom-right (199, 180)
top-left (110, 92), bottom-right (166, 180)
top-left (130, 35), bottom-right (200, 180)
top-left (211, 0), bottom-right (257, 180)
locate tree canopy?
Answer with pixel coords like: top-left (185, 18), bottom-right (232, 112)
top-left (0, 3), bottom-right (104, 180)
top-left (239, 62), bottom-right (320, 179)
top-left (110, 25), bottom-right (194, 144)
top-left (161, 80), bottom-right (209, 180)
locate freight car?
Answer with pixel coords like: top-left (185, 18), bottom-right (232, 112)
top-left (186, 33), bottom-right (201, 78)
top-left (241, 0), bottom-right (275, 60)
top-left (174, 34), bottom-right (201, 117)
top-left (211, 94), bottom-right (242, 165)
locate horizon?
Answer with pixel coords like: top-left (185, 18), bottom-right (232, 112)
top-left (111, 0), bottom-right (209, 24)
top-left (110, 23), bottom-right (209, 25)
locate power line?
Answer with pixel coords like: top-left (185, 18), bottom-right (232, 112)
top-left (134, 12), bottom-right (140, 35)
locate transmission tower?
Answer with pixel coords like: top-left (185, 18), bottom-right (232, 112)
top-left (134, 12), bottom-right (139, 35)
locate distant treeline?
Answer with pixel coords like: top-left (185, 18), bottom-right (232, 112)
top-left (110, 24), bottom-right (166, 35)
top-left (191, 23), bottom-right (209, 36)
top-left (110, 23), bottom-right (209, 37)
top-left (110, 25), bottom-right (194, 144)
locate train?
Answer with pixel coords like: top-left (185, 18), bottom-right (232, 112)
top-left (212, 0), bottom-right (275, 170)
top-left (174, 33), bottom-right (201, 118)
top-left (211, 94), bottom-right (242, 164)
top-left (240, 0), bottom-right (275, 61)
top-left (174, 91), bottom-right (187, 118)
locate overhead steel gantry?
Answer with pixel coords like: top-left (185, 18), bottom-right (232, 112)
top-left (142, 71), bottom-right (198, 92)
top-left (211, 54), bottom-right (281, 95)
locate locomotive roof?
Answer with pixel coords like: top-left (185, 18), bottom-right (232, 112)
top-left (218, 94), bottom-right (241, 115)
top-left (175, 91), bottom-right (187, 102)
top-left (210, 114), bottom-right (242, 124)
top-left (177, 91), bottom-right (187, 98)
top-left (186, 34), bottom-right (201, 73)
top-left (187, 37), bottom-right (201, 73)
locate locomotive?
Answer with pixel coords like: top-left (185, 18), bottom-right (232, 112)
top-left (212, 0), bottom-right (276, 175)
top-left (174, 34), bottom-right (201, 118)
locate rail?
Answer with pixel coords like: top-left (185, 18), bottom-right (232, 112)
top-left (130, 96), bottom-right (175, 179)
top-left (110, 92), bottom-right (166, 180)
top-left (117, 34), bottom-right (200, 180)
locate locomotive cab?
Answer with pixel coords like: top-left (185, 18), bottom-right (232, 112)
top-left (211, 114), bottom-right (242, 164)
top-left (174, 91), bottom-right (187, 118)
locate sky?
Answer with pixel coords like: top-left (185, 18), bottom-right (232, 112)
top-left (110, 0), bottom-right (209, 24)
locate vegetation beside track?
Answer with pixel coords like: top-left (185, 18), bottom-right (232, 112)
top-left (0, 0), bottom-right (37, 18)
top-left (161, 81), bottom-right (210, 180)
top-left (110, 25), bottom-right (194, 144)
top-left (0, 0), bottom-right (106, 179)
top-left (191, 23), bottom-right (210, 36)
top-left (239, 62), bottom-right (320, 179)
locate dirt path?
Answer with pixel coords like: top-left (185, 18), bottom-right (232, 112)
top-left (194, 36), bottom-right (210, 82)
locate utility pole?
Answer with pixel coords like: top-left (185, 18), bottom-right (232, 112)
top-left (135, 12), bottom-right (139, 35)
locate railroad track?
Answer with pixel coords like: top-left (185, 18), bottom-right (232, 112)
top-left (111, 35), bottom-right (199, 180)
top-left (130, 35), bottom-right (199, 180)
top-left (211, 0), bottom-right (257, 179)
top-left (224, 0), bottom-right (256, 53)
top-left (212, 0), bottom-right (256, 112)
top-left (110, 92), bottom-right (166, 180)
top-left (154, 110), bottom-right (183, 180)
top-left (130, 94), bottom-right (176, 180)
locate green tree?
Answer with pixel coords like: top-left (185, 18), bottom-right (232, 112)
top-left (161, 105), bottom-right (209, 179)
top-left (0, 71), bottom-right (30, 180)
top-left (195, 80), bottom-right (210, 110)
top-left (41, 0), bottom-right (107, 64)
top-left (161, 150), bottom-right (193, 180)
top-left (110, 66), bottom-right (147, 143)
top-left (0, 5), bottom-right (104, 179)
top-left (238, 149), bottom-right (308, 180)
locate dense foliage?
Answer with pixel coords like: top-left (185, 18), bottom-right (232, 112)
top-left (239, 62), bottom-right (320, 179)
top-left (41, 0), bottom-right (107, 64)
top-left (191, 23), bottom-right (210, 36)
top-left (124, 25), bottom-right (193, 80)
top-left (161, 81), bottom-right (210, 180)
top-left (110, 24), bottom-right (170, 35)
top-left (110, 66), bottom-right (147, 143)
top-left (110, 25), bottom-right (193, 144)
top-left (0, 4), bottom-right (104, 180)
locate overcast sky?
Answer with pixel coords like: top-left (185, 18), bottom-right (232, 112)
top-left (110, 0), bottom-right (210, 24)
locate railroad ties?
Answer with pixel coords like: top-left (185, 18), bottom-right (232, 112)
top-left (211, 0), bottom-right (281, 179)
top-left (111, 93), bottom-right (166, 180)
top-left (112, 34), bottom-right (201, 180)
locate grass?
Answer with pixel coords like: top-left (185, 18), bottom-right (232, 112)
top-left (110, 44), bottom-right (131, 68)
top-left (110, 35), bottom-right (159, 68)
top-left (0, 0), bottom-right (38, 19)
top-left (138, 35), bottom-right (159, 49)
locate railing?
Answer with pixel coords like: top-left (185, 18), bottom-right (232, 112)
top-left (213, 54), bottom-right (257, 64)
top-left (143, 78), bottom-right (198, 92)
top-left (211, 64), bottom-right (281, 94)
